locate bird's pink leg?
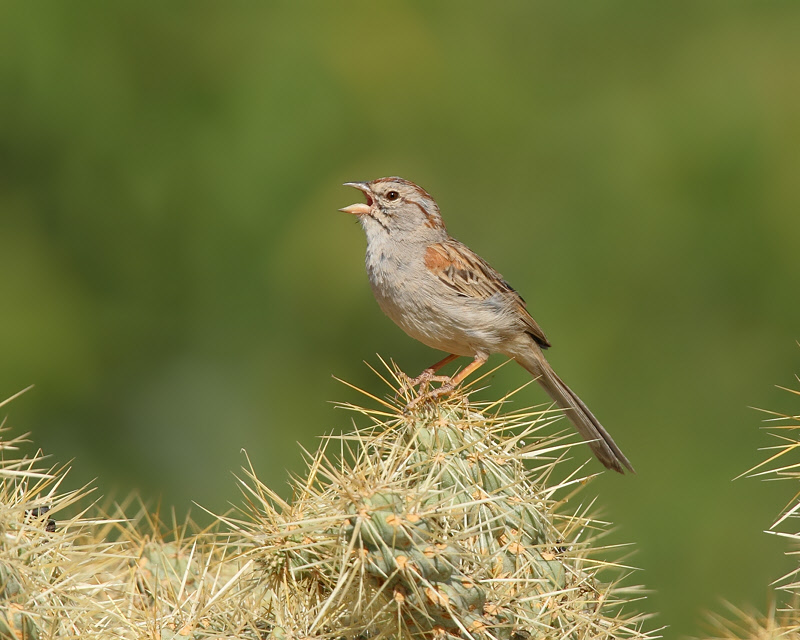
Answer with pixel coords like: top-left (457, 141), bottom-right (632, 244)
top-left (428, 353), bottom-right (488, 396)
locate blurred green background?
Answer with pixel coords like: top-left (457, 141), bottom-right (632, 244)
top-left (2, 1), bottom-right (799, 636)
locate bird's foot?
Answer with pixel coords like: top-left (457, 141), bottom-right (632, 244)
top-left (402, 377), bottom-right (458, 412)
top-left (397, 368), bottom-right (453, 399)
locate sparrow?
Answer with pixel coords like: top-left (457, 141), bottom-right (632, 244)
top-left (340, 177), bottom-right (633, 473)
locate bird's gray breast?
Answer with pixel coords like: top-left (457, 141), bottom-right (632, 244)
top-left (363, 238), bottom-right (494, 356)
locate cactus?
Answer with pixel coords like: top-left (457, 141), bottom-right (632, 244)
top-left (93, 498), bottom-right (269, 639)
top-left (0, 422), bottom-right (268, 639)
top-left (1, 362), bottom-right (654, 638)
top-left (228, 361), bottom-right (653, 639)
top-left (0, 423), bottom-right (116, 640)
top-left (699, 379), bottom-right (800, 639)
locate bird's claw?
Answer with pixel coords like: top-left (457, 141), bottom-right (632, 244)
top-left (401, 377), bottom-right (458, 412)
top-left (396, 368), bottom-right (452, 400)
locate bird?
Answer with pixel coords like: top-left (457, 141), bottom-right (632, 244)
top-left (339, 176), bottom-right (633, 474)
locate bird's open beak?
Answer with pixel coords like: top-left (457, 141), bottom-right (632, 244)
top-left (339, 182), bottom-right (373, 216)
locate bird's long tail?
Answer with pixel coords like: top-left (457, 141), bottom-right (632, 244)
top-left (515, 346), bottom-right (634, 474)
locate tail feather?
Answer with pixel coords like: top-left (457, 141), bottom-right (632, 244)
top-left (515, 348), bottom-right (634, 474)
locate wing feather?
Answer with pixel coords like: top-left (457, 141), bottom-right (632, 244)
top-left (424, 240), bottom-right (551, 348)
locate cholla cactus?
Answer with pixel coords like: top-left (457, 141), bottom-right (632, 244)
top-left (701, 601), bottom-right (800, 640)
top-left (0, 416), bottom-right (115, 639)
top-left (700, 378), bottom-right (800, 639)
top-left (227, 361), bottom-right (653, 639)
top-left (0, 392), bottom-right (267, 639)
top-left (1, 362), bottom-right (654, 639)
top-left (85, 497), bottom-right (268, 638)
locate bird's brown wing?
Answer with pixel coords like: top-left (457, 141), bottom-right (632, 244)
top-left (424, 240), bottom-right (551, 348)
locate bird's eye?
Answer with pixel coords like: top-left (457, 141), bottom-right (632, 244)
top-left (386, 190), bottom-right (399, 201)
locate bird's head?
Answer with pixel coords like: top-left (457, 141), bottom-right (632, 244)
top-left (340, 177), bottom-right (446, 238)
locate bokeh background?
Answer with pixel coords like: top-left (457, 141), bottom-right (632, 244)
top-left (2, 2), bottom-right (799, 636)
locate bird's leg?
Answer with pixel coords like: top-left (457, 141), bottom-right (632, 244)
top-left (427, 353), bottom-right (488, 397)
top-left (405, 353), bottom-right (488, 410)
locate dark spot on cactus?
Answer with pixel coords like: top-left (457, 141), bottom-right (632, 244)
top-left (25, 505), bottom-right (56, 532)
